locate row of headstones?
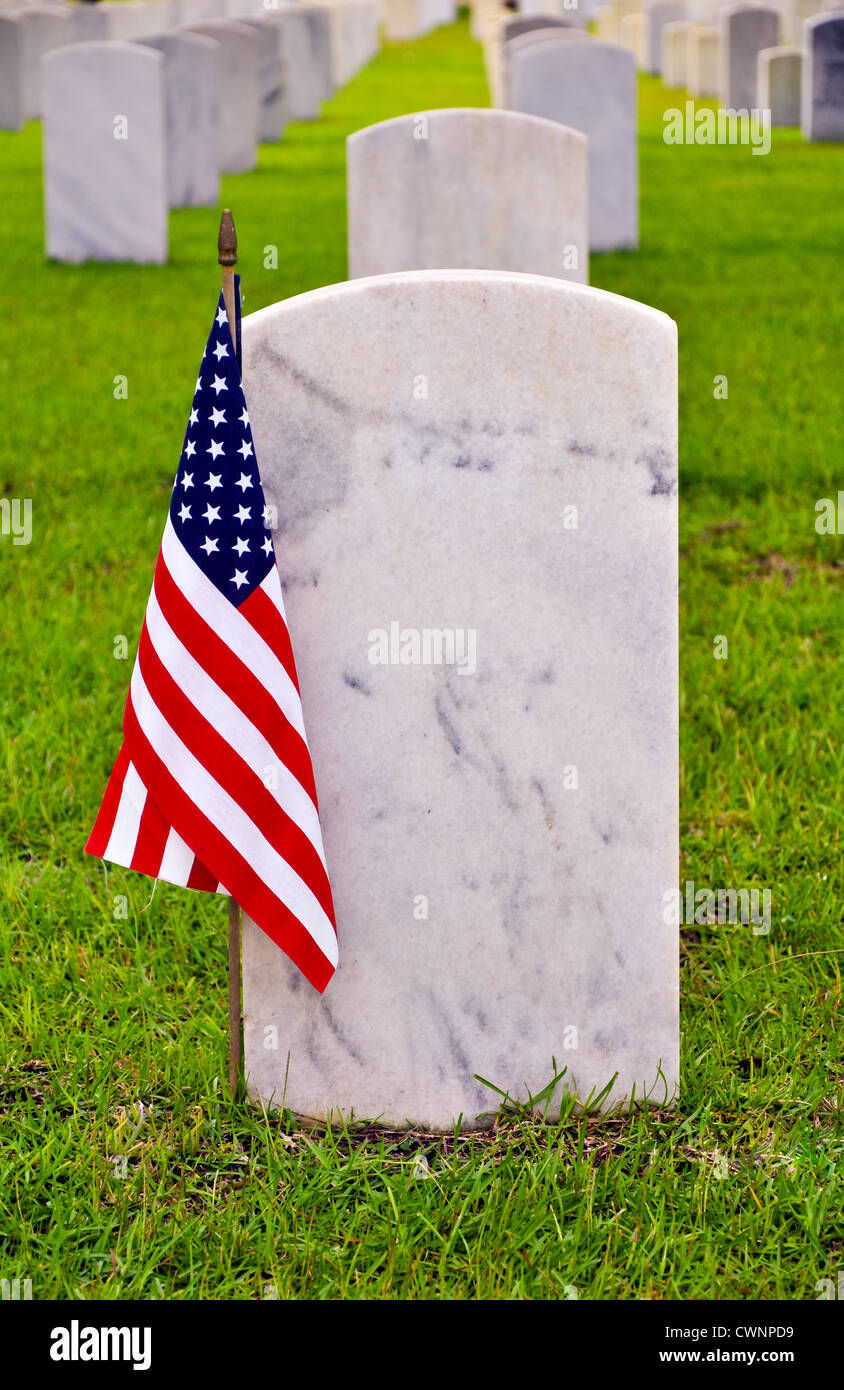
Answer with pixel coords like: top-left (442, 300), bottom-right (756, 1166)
top-left (598, 0), bottom-right (844, 139)
top-left (22, 0), bottom-right (388, 263)
top-left (477, 2), bottom-right (843, 256)
top-left (597, 0), bottom-right (839, 48)
top-left (0, 0), bottom-right (380, 131)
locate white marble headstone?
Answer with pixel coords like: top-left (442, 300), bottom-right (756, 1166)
top-left (17, 4), bottom-right (70, 119)
top-left (267, 4), bottom-right (330, 119)
top-left (720, 4), bottom-right (780, 109)
top-left (382, 0), bottom-right (437, 39)
top-left (662, 19), bottom-right (696, 85)
top-left (70, 5), bottom-right (114, 41)
top-left (182, 19), bottom-right (258, 171)
top-left (139, 32), bottom-right (220, 207)
top-left (494, 28), bottom-right (591, 107)
top-left (618, 10), bottom-right (646, 64)
top-left (238, 16), bottom-right (288, 142)
top-left (758, 44), bottom-right (801, 125)
top-left (42, 41), bottom-right (168, 264)
top-left (687, 24), bottom-right (720, 97)
top-left (0, 13), bottom-right (25, 130)
top-left (802, 12), bottom-right (844, 140)
top-left (347, 108), bottom-right (588, 283)
top-left (240, 269), bottom-right (679, 1130)
top-left (507, 38), bottom-right (638, 252)
top-left (642, 0), bottom-right (687, 74)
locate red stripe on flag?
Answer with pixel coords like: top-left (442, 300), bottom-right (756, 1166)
top-left (238, 581), bottom-right (300, 694)
top-left (85, 743), bottom-right (131, 857)
top-left (136, 620), bottom-right (335, 924)
top-left (153, 554), bottom-right (318, 808)
top-left (130, 797), bottom-right (171, 876)
top-left (187, 856), bottom-right (219, 892)
top-left (123, 699), bottom-right (335, 992)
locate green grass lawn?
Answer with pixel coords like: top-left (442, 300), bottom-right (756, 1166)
top-left (1, 14), bottom-right (843, 1300)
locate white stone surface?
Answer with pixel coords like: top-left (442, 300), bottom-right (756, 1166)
top-left (508, 38), bottom-right (638, 252)
top-left (139, 31), bottom-right (220, 206)
top-left (0, 13), bottom-right (24, 129)
top-left (802, 12), bottom-right (844, 139)
top-left (642, 0), bottom-right (687, 73)
top-left (758, 44), bottom-right (801, 123)
top-left (720, 4), bottom-right (780, 108)
top-left (383, 0), bottom-right (437, 39)
top-left (618, 10), bottom-right (646, 62)
top-left (782, 0), bottom-right (822, 43)
top-left (687, 23), bottom-right (719, 96)
top-left (238, 15), bottom-right (288, 141)
top-left (43, 41), bottom-right (168, 263)
top-left (595, 1), bottom-right (621, 42)
top-left (264, 4), bottom-right (330, 119)
top-left (493, 27), bottom-right (592, 107)
top-left (17, 4), bottom-right (70, 119)
top-left (240, 268), bottom-right (679, 1130)
top-left (182, 19), bottom-right (258, 170)
top-left (313, 0), bottom-right (379, 87)
top-left (347, 108), bottom-right (588, 283)
top-left (70, 5), bottom-right (115, 41)
top-left (501, 14), bottom-right (583, 39)
top-left (662, 18), bottom-right (696, 83)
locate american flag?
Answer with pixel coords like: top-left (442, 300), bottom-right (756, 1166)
top-left (86, 282), bottom-right (338, 993)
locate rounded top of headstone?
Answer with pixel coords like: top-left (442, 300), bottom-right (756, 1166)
top-left (43, 37), bottom-right (163, 63)
top-left (346, 106), bottom-right (589, 153)
top-left (507, 26), bottom-right (593, 53)
top-left (502, 14), bottom-right (576, 39)
top-left (243, 270), bottom-right (677, 351)
top-left (805, 8), bottom-right (844, 28)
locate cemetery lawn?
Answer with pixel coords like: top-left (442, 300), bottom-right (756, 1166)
top-left (1, 14), bottom-right (843, 1301)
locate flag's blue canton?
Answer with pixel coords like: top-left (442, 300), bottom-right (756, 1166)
top-left (170, 288), bottom-right (275, 605)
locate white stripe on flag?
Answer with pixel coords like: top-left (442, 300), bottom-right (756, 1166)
top-left (130, 665), bottom-right (338, 967)
top-left (103, 760), bottom-right (146, 866)
top-left (157, 825), bottom-right (197, 888)
top-left (161, 519), bottom-right (306, 742)
top-left (260, 565), bottom-right (289, 619)
top-left (145, 585), bottom-right (327, 868)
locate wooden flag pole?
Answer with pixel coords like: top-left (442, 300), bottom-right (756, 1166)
top-left (218, 209), bottom-right (242, 1097)
top-left (218, 208), bottom-right (238, 361)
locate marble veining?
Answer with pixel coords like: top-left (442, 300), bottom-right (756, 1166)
top-left (240, 270), bottom-right (679, 1129)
